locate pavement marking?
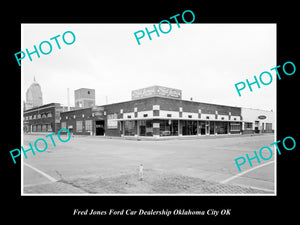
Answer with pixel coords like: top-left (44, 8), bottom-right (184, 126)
top-left (236, 183), bottom-right (274, 193)
top-left (24, 163), bottom-right (57, 183)
top-left (24, 181), bottom-right (54, 188)
top-left (220, 160), bottom-right (275, 184)
top-left (246, 185), bottom-right (274, 193)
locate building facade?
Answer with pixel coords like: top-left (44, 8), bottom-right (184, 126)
top-left (241, 108), bottom-right (274, 134)
top-left (23, 85), bottom-right (274, 138)
top-left (60, 106), bottom-right (104, 135)
top-left (103, 96), bottom-right (242, 137)
top-left (23, 103), bottom-right (62, 133)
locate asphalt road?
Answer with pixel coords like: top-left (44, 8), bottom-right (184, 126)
top-left (22, 133), bottom-right (275, 194)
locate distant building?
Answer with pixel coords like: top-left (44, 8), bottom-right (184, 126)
top-left (60, 106), bottom-right (104, 135)
top-left (23, 103), bottom-right (63, 133)
top-left (74, 88), bottom-right (95, 108)
top-left (25, 77), bottom-right (43, 110)
top-left (241, 108), bottom-right (274, 134)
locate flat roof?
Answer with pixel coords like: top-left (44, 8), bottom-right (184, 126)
top-left (100, 96), bottom-right (241, 109)
top-left (24, 103), bottom-right (61, 113)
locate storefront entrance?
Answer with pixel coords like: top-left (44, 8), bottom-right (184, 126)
top-left (254, 121), bottom-right (259, 133)
top-left (199, 121), bottom-right (206, 135)
top-left (95, 120), bottom-right (105, 135)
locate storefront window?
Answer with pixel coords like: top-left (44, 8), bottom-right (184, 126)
top-left (182, 120), bottom-right (197, 135)
top-left (244, 122), bottom-right (253, 130)
top-left (125, 121), bottom-right (136, 136)
top-left (47, 124), bottom-right (52, 132)
top-left (85, 120), bottom-right (92, 132)
top-left (76, 121), bottom-right (83, 132)
top-left (160, 120), bottom-right (178, 136)
top-left (139, 120), bottom-right (153, 136)
top-left (42, 124), bottom-right (47, 132)
top-left (230, 122), bottom-right (241, 131)
top-left (199, 121), bottom-right (206, 135)
top-left (215, 121), bottom-right (228, 134)
top-left (266, 123), bottom-right (272, 131)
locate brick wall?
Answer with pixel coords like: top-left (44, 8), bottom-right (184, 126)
top-left (156, 97), bottom-right (241, 116)
top-left (23, 103), bottom-right (60, 133)
top-left (104, 98), bottom-right (156, 114)
top-left (103, 97), bottom-right (241, 116)
top-left (60, 107), bottom-right (104, 135)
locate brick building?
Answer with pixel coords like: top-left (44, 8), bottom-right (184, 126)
top-left (23, 86), bottom-right (274, 137)
top-left (60, 106), bottom-right (104, 135)
top-left (59, 86), bottom-right (250, 137)
top-left (74, 88), bottom-right (95, 108)
top-left (23, 103), bottom-right (63, 133)
top-left (104, 96), bottom-right (242, 137)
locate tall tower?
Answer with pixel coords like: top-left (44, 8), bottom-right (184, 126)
top-left (74, 88), bottom-right (95, 108)
top-left (25, 76), bottom-right (43, 110)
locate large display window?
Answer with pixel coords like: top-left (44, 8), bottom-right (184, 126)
top-left (182, 120), bottom-right (197, 135)
top-left (159, 120), bottom-right (178, 136)
top-left (139, 120), bottom-right (153, 136)
top-left (124, 121), bottom-right (136, 136)
top-left (215, 121), bottom-right (228, 134)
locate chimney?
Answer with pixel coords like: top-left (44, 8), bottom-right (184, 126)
top-left (67, 88), bottom-right (70, 111)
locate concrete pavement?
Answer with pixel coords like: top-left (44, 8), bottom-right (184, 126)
top-left (22, 133), bottom-right (275, 194)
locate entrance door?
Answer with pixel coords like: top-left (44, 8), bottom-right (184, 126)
top-left (254, 121), bottom-right (259, 133)
top-left (95, 120), bottom-right (105, 135)
top-left (209, 121), bottom-right (215, 134)
top-left (199, 121), bottom-right (206, 135)
top-left (139, 120), bottom-right (146, 136)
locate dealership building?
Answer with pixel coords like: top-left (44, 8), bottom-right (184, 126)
top-left (57, 86), bottom-right (274, 137)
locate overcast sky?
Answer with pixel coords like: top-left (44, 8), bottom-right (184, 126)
top-left (22, 23), bottom-right (276, 111)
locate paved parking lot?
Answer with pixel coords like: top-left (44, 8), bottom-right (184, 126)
top-left (22, 133), bottom-right (275, 195)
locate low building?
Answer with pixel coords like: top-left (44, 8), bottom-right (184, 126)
top-left (60, 106), bottom-right (104, 135)
top-left (26, 85), bottom-right (274, 138)
top-left (104, 95), bottom-right (243, 137)
top-left (23, 103), bottom-right (63, 133)
top-left (241, 108), bottom-right (275, 134)
top-left (59, 86), bottom-right (248, 138)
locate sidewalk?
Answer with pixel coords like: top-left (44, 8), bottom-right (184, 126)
top-left (24, 132), bottom-right (273, 141)
top-left (96, 133), bottom-right (272, 141)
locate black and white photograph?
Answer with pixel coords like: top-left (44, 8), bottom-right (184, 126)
top-left (21, 23), bottom-right (276, 195)
top-left (4, 4), bottom-right (298, 224)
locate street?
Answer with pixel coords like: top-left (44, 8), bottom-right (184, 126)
top-left (22, 133), bottom-right (275, 195)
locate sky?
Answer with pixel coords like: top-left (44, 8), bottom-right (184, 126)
top-left (22, 23), bottom-right (276, 111)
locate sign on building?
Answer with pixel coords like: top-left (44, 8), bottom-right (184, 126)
top-left (107, 113), bottom-right (118, 129)
top-left (131, 85), bottom-right (182, 100)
